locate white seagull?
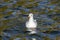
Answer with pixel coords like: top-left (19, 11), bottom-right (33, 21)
top-left (26, 13), bottom-right (37, 34)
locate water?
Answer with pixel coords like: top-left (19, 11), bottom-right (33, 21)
top-left (0, 0), bottom-right (60, 40)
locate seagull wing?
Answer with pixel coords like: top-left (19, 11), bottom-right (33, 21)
top-left (26, 21), bottom-right (29, 28)
top-left (34, 20), bottom-right (37, 27)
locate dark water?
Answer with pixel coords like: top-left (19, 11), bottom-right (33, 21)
top-left (0, 0), bottom-right (60, 40)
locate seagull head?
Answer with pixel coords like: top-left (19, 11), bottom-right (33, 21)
top-left (28, 13), bottom-right (33, 19)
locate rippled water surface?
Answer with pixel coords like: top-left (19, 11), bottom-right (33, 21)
top-left (0, 0), bottom-right (60, 40)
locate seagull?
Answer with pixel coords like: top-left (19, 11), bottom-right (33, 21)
top-left (26, 13), bottom-right (37, 34)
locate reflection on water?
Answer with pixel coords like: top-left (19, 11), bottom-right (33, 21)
top-left (0, 0), bottom-right (60, 40)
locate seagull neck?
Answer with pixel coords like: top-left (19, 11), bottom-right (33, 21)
top-left (29, 16), bottom-right (34, 21)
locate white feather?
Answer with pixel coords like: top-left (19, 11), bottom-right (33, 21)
top-left (26, 13), bottom-right (37, 34)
